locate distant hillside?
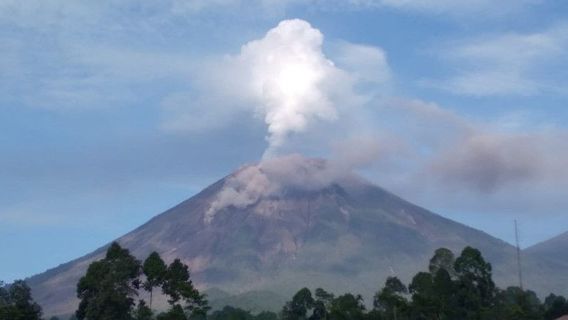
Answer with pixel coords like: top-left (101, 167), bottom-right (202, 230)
top-left (526, 231), bottom-right (568, 261)
top-left (25, 155), bottom-right (566, 318)
top-left (523, 231), bottom-right (568, 296)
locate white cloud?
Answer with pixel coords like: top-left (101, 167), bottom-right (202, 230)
top-left (429, 24), bottom-right (568, 96)
top-left (332, 41), bottom-right (392, 86)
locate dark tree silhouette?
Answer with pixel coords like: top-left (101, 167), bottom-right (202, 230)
top-left (142, 251), bottom-right (167, 308)
top-left (76, 242), bottom-right (141, 320)
top-left (0, 280), bottom-right (42, 320)
top-left (374, 277), bottom-right (409, 320)
top-left (452, 246), bottom-right (496, 319)
top-left (282, 288), bottom-right (315, 320)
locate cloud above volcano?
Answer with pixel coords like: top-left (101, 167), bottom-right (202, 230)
top-left (165, 19), bottom-right (391, 157)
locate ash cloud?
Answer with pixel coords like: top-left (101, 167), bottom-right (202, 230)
top-left (386, 99), bottom-right (568, 197)
top-left (429, 132), bottom-right (542, 193)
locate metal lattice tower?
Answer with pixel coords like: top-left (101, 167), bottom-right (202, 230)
top-left (515, 220), bottom-right (524, 290)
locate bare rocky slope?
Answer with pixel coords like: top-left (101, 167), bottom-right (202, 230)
top-left (25, 156), bottom-right (566, 318)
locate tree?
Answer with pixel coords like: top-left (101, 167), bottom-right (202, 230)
top-left (209, 306), bottom-right (254, 320)
top-left (408, 249), bottom-right (457, 320)
top-left (162, 259), bottom-right (209, 318)
top-left (143, 251), bottom-right (167, 308)
top-left (76, 242), bottom-right (141, 320)
top-left (311, 288), bottom-right (334, 320)
top-left (314, 288), bottom-right (334, 308)
top-left (282, 288), bottom-right (314, 320)
top-left (0, 280), bottom-right (42, 320)
top-left (163, 259), bottom-right (192, 305)
top-left (328, 293), bottom-right (366, 320)
top-left (543, 294), bottom-right (568, 320)
top-left (157, 304), bottom-right (187, 320)
top-left (494, 287), bottom-right (542, 320)
top-left (408, 272), bottom-right (437, 320)
top-left (431, 268), bottom-right (455, 319)
top-left (133, 300), bottom-right (153, 320)
top-left (0, 281), bottom-right (11, 320)
top-left (374, 277), bottom-right (409, 320)
top-left (428, 248), bottom-right (455, 278)
top-left (255, 311), bottom-right (279, 320)
top-left (452, 246), bottom-right (496, 320)
top-left (0, 280), bottom-right (43, 320)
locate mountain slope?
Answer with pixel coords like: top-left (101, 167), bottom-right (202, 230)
top-left (523, 231), bottom-right (568, 296)
top-left (25, 155), bottom-right (555, 317)
top-left (526, 231), bottom-right (568, 260)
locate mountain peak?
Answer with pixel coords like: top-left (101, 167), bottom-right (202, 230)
top-left (204, 154), bottom-right (362, 224)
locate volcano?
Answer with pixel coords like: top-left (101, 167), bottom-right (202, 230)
top-left (25, 155), bottom-right (563, 317)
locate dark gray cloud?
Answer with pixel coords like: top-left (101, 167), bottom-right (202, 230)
top-left (355, 98), bottom-right (568, 221)
top-left (429, 132), bottom-right (542, 193)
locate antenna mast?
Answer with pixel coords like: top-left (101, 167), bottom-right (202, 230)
top-left (515, 219), bottom-right (524, 290)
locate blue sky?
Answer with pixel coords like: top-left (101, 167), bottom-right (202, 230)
top-left (1, 0), bottom-right (568, 283)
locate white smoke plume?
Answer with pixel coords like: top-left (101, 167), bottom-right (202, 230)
top-left (226, 19), bottom-right (350, 157)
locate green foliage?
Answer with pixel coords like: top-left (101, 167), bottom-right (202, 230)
top-left (312, 288), bottom-right (334, 320)
top-left (408, 268), bottom-right (454, 320)
top-left (314, 289), bottom-right (334, 308)
top-left (209, 306), bottom-right (254, 320)
top-left (328, 293), bottom-right (366, 320)
top-left (494, 287), bottom-right (543, 320)
top-left (543, 293), bottom-right (568, 320)
top-left (281, 288), bottom-right (368, 320)
top-left (452, 246), bottom-right (497, 319)
top-left (143, 251), bottom-right (167, 308)
top-left (0, 280), bottom-right (42, 320)
top-left (208, 306), bottom-right (278, 320)
top-left (0, 282), bottom-right (10, 320)
top-left (76, 242), bottom-right (141, 320)
top-left (162, 259), bottom-right (210, 317)
top-left (428, 248), bottom-right (455, 277)
top-left (408, 272), bottom-right (436, 319)
top-left (374, 277), bottom-right (409, 320)
top-left (255, 311), bottom-right (278, 320)
top-left (133, 300), bottom-right (153, 320)
top-left (74, 246), bottom-right (209, 320)
top-left (163, 259), bottom-right (194, 305)
top-left (282, 288), bottom-right (314, 320)
top-left (157, 304), bottom-right (188, 320)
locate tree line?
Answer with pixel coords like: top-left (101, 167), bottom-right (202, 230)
top-left (1, 244), bottom-right (567, 320)
top-left (279, 247), bottom-right (568, 320)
